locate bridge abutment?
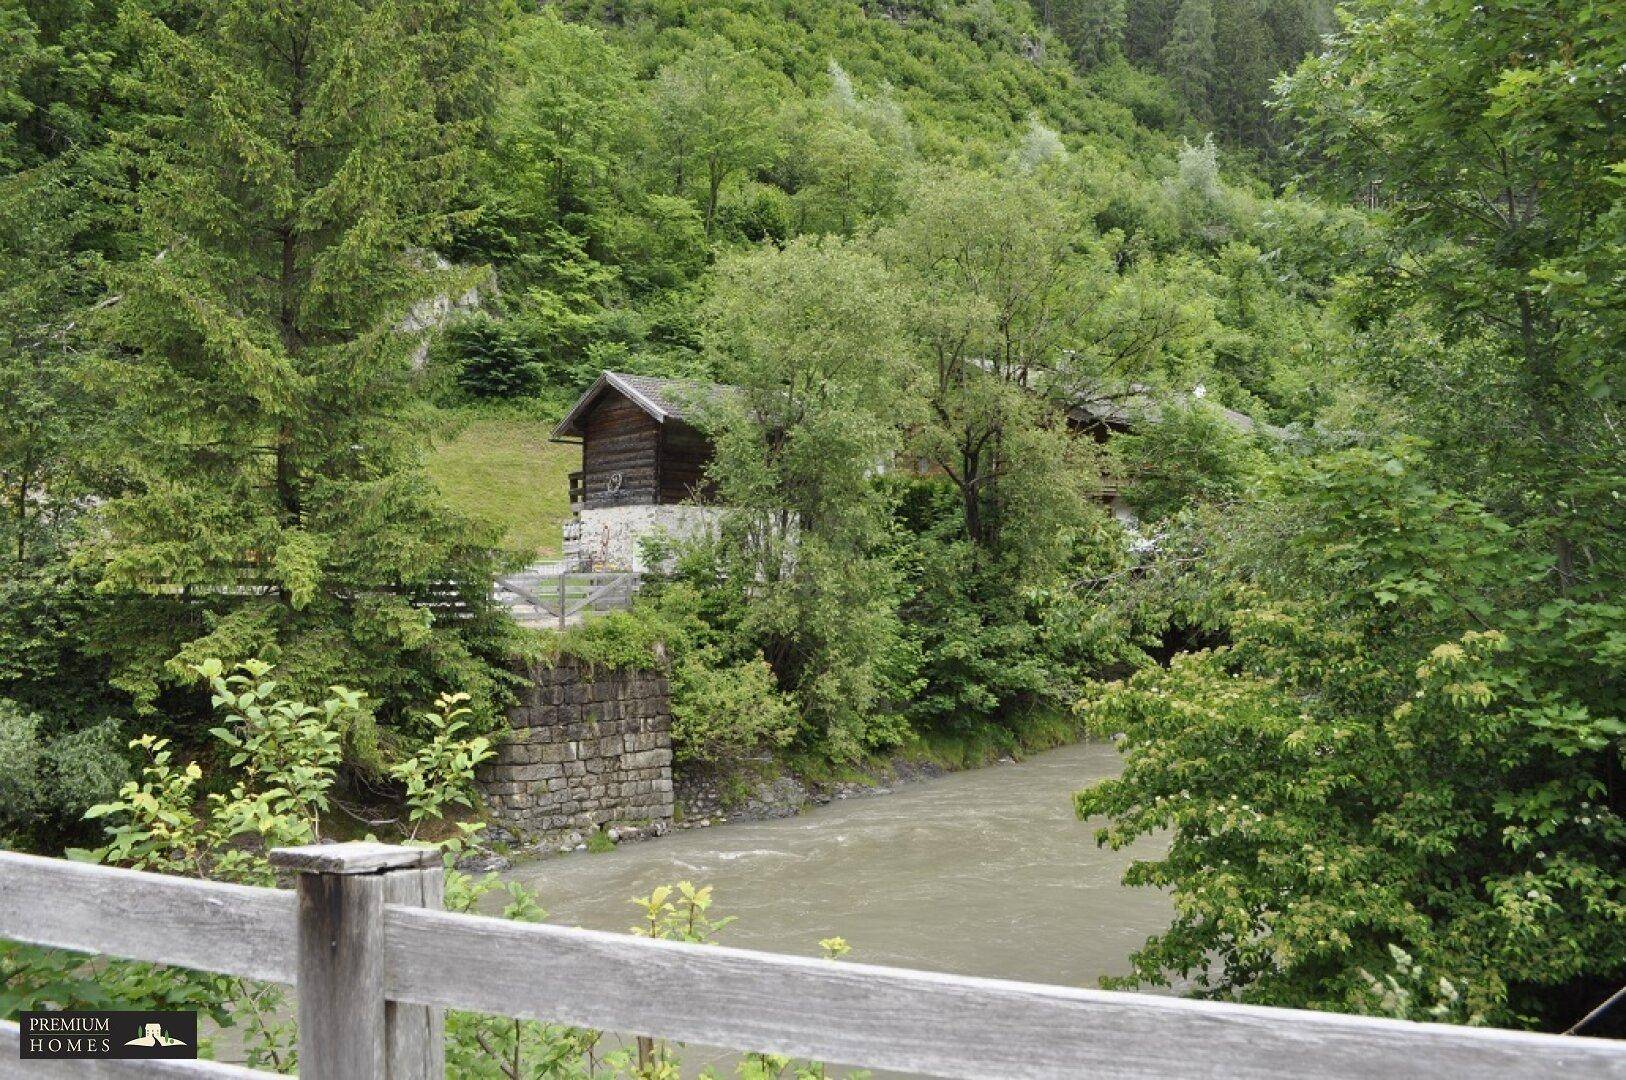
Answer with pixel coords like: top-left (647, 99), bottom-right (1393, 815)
top-left (477, 657), bottom-right (675, 842)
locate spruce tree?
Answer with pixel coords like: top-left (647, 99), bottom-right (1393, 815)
top-left (1049, 0), bottom-right (1128, 69)
top-left (1210, 0), bottom-right (1271, 146)
top-left (89, 0), bottom-right (514, 722)
top-left (1123, 0), bottom-right (1179, 69)
top-left (1160, 0), bottom-right (1216, 123)
top-left (1, 0), bottom-right (152, 568)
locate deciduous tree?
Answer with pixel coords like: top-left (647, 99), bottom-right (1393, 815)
top-left (1079, 450), bottom-right (1625, 1030)
top-left (650, 41), bottom-right (781, 237)
top-left (697, 236), bottom-right (918, 757)
top-left (1277, 0), bottom-right (1623, 593)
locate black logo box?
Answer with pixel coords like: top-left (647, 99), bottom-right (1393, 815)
top-left (18, 1011), bottom-right (198, 1060)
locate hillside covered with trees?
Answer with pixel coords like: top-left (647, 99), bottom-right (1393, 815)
top-left (1, 0), bottom-right (1620, 1051)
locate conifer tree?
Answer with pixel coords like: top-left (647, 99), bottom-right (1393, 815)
top-left (1, 1), bottom-right (151, 568)
top-left (1049, 0), bottom-right (1128, 69)
top-left (1160, 0), bottom-right (1216, 122)
top-left (1123, 0), bottom-right (1178, 68)
top-left (1210, 0), bottom-right (1271, 146)
top-left (89, 0), bottom-right (514, 720)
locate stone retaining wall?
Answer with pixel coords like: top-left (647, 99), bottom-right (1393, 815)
top-left (477, 658), bottom-right (674, 840)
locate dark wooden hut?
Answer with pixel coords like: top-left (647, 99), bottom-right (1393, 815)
top-left (551, 372), bottom-right (725, 511)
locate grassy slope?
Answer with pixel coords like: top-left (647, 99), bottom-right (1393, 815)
top-left (426, 411), bottom-right (577, 558)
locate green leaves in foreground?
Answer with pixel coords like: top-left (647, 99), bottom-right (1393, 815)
top-left (1076, 451), bottom-right (1625, 1029)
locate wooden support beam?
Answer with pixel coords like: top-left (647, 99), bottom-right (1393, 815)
top-left (270, 844), bottom-right (439, 1080)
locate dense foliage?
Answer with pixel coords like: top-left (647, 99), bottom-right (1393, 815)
top-left (2, 0), bottom-right (523, 781)
top-left (1074, 0), bottom-right (1624, 1034)
top-left (1, 0), bottom-right (1619, 1041)
top-left (1079, 451), bottom-right (1623, 1027)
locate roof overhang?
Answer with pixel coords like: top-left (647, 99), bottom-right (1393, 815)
top-left (551, 372), bottom-right (673, 441)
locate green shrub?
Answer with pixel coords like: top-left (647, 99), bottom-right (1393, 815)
top-left (0, 702), bottom-right (43, 836)
top-left (547, 606), bottom-right (684, 670)
top-left (37, 720), bottom-right (128, 830)
top-left (0, 699), bottom-right (127, 849)
top-left (545, 592), bottom-right (800, 765)
top-left (1111, 402), bottom-right (1265, 522)
top-left (439, 314), bottom-right (545, 399)
top-left (1085, 58), bottom-right (1183, 132)
top-left (388, 692), bottom-right (494, 844)
top-left (669, 654), bottom-right (797, 765)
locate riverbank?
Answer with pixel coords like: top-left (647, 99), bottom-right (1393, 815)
top-left (472, 706), bottom-right (1094, 865)
top-left (678, 704), bottom-right (1094, 826)
top-left (673, 754), bottom-right (947, 829)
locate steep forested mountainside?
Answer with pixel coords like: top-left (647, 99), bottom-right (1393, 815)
top-left (0, 0), bottom-right (1351, 759)
top-left (442, 0), bottom-right (1363, 427)
top-left (567, 0), bottom-right (1175, 154)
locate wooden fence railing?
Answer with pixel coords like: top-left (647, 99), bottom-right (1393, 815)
top-left (2, 845), bottom-right (1622, 1079)
top-left (494, 570), bottom-right (640, 629)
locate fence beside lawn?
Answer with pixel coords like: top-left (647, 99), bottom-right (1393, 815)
top-left (494, 568), bottom-right (640, 628)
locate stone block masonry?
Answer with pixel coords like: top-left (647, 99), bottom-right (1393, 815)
top-left (477, 657), bottom-right (675, 840)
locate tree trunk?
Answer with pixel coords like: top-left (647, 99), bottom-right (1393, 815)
top-left (706, 158), bottom-right (723, 236)
top-left (1516, 289), bottom-right (1573, 591)
top-left (14, 445), bottom-right (32, 564)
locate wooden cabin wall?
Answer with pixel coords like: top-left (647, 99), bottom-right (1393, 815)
top-left (582, 396), bottom-right (659, 507)
top-left (658, 422), bottom-right (715, 504)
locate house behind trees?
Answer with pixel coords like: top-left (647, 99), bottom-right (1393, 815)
top-left (551, 372), bottom-right (726, 571)
top-left (550, 371), bottom-right (1280, 569)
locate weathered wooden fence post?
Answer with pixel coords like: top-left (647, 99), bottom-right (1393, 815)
top-left (270, 843), bottom-right (443, 1080)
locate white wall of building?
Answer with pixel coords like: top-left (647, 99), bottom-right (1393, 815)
top-left (572, 504), bottom-right (724, 573)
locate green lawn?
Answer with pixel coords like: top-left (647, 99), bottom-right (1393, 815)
top-left (425, 410), bottom-right (576, 558)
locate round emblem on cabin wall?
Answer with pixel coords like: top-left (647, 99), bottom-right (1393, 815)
top-left (606, 471), bottom-right (624, 493)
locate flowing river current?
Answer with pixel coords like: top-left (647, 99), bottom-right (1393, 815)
top-left (492, 740), bottom-right (1172, 1074)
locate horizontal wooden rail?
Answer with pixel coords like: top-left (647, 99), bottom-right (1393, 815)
top-left (381, 905), bottom-right (1624, 1080)
top-left (0, 1023), bottom-right (263, 1078)
top-left (2, 848), bottom-right (1623, 1079)
top-left (0, 851), bottom-right (295, 984)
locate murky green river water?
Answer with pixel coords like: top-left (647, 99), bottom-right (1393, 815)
top-left (492, 740), bottom-right (1171, 1076)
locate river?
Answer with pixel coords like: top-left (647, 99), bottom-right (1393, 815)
top-left (493, 740), bottom-right (1171, 1072)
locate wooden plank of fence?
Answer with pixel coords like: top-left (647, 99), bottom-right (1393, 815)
top-left (3, 848), bottom-right (1623, 1080)
top-left (0, 851), bottom-right (294, 984)
top-left (0, 1023), bottom-right (265, 1078)
top-left (381, 906), bottom-right (1626, 1080)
